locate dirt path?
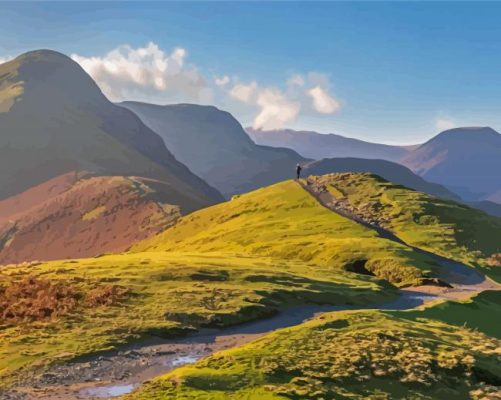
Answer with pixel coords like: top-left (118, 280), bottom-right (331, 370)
top-left (3, 180), bottom-right (500, 400)
top-left (298, 178), bottom-right (501, 298)
top-left (4, 290), bottom-right (441, 400)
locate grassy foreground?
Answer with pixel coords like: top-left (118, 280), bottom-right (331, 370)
top-left (0, 179), bottom-right (449, 386)
top-left (308, 173), bottom-right (501, 268)
top-left (0, 252), bottom-right (396, 387)
top-left (126, 292), bottom-right (501, 400)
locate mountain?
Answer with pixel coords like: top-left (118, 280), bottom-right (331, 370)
top-left (0, 50), bottom-right (222, 211)
top-left (121, 102), bottom-right (306, 197)
top-left (246, 127), bottom-right (415, 161)
top-left (302, 158), bottom-right (460, 201)
top-left (401, 127), bottom-right (501, 203)
top-left (0, 172), bottom-right (181, 264)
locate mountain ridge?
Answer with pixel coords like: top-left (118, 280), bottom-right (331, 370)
top-left (0, 50), bottom-right (223, 211)
top-left (246, 127), bottom-right (415, 161)
top-left (121, 101), bottom-right (306, 197)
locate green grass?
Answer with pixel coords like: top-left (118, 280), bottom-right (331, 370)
top-left (396, 290), bottom-right (501, 339)
top-left (0, 252), bottom-right (397, 387)
top-left (3, 175), bottom-right (500, 393)
top-left (310, 173), bottom-right (501, 267)
top-left (135, 180), bottom-right (441, 287)
top-left (128, 294), bottom-right (501, 400)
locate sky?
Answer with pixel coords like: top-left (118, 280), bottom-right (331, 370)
top-left (1, 2), bottom-right (501, 144)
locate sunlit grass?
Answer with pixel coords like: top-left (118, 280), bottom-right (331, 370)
top-left (128, 292), bottom-right (501, 400)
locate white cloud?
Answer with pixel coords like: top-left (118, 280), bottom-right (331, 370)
top-left (435, 117), bottom-right (456, 131)
top-left (308, 85), bottom-right (341, 114)
top-left (229, 81), bottom-right (257, 103)
top-left (253, 88), bottom-right (300, 130)
top-left (71, 42), bottom-right (341, 128)
top-left (71, 42), bottom-right (206, 103)
top-left (287, 74), bottom-right (305, 88)
top-left (215, 75), bottom-right (230, 86)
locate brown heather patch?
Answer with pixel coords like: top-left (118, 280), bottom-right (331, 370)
top-left (0, 277), bottom-right (130, 323)
top-left (84, 284), bottom-right (130, 307)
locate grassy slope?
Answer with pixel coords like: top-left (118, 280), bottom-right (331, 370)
top-left (0, 180), bottom-right (448, 385)
top-left (310, 173), bottom-right (501, 267)
top-left (135, 180), bottom-right (440, 286)
top-left (0, 252), bottom-right (395, 386)
top-left (128, 293), bottom-right (501, 400)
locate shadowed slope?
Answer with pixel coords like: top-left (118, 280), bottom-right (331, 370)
top-left (402, 127), bottom-right (501, 203)
top-left (0, 50), bottom-right (222, 210)
top-left (121, 102), bottom-right (306, 197)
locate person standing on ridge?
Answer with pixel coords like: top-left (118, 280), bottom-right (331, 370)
top-left (296, 164), bottom-right (302, 180)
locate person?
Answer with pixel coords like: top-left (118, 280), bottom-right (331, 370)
top-left (296, 164), bottom-right (302, 180)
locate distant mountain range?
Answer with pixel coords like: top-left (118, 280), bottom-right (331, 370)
top-left (247, 127), bottom-right (415, 161)
top-left (401, 127), bottom-right (501, 203)
top-left (121, 102), bottom-right (305, 197)
top-left (247, 126), bottom-right (501, 206)
top-left (0, 50), bottom-right (222, 212)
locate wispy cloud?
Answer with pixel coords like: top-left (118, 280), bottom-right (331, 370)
top-left (71, 42), bottom-right (207, 103)
top-left (229, 81), bottom-right (257, 103)
top-left (71, 42), bottom-right (342, 129)
top-left (308, 85), bottom-right (340, 114)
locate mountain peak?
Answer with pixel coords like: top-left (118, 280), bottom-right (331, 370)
top-left (2, 49), bottom-right (82, 78)
top-left (433, 126), bottom-right (500, 141)
top-left (15, 49), bottom-right (72, 63)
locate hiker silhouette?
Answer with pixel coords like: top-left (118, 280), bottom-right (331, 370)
top-left (296, 164), bottom-right (302, 180)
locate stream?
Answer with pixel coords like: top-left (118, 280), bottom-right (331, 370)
top-left (2, 287), bottom-right (460, 400)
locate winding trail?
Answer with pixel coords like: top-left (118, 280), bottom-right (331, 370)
top-left (6, 180), bottom-right (500, 400)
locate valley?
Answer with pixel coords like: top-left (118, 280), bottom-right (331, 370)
top-left (1, 42), bottom-right (501, 400)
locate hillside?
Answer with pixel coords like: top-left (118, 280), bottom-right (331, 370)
top-left (0, 50), bottom-right (222, 210)
top-left (305, 173), bottom-right (501, 267)
top-left (1, 175), bottom-right (499, 395)
top-left (135, 180), bottom-right (442, 287)
top-left (121, 102), bottom-right (306, 197)
top-left (247, 127), bottom-right (414, 161)
top-left (130, 291), bottom-right (501, 400)
top-left (0, 175), bottom-right (451, 389)
top-left (0, 254), bottom-right (398, 387)
top-left (0, 172), bottom-right (182, 264)
top-left (303, 157), bottom-right (460, 201)
top-left (401, 127), bottom-right (501, 203)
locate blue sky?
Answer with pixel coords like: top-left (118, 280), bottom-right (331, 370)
top-left (1, 2), bottom-right (501, 144)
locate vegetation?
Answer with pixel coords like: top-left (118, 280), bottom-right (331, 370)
top-left (127, 293), bottom-right (501, 400)
top-left (307, 173), bottom-right (501, 267)
top-left (135, 180), bottom-right (441, 287)
top-left (397, 290), bottom-right (501, 339)
top-left (2, 175), bottom-right (500, 395)
top-left (0, 252), bottom-right (396, 387)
